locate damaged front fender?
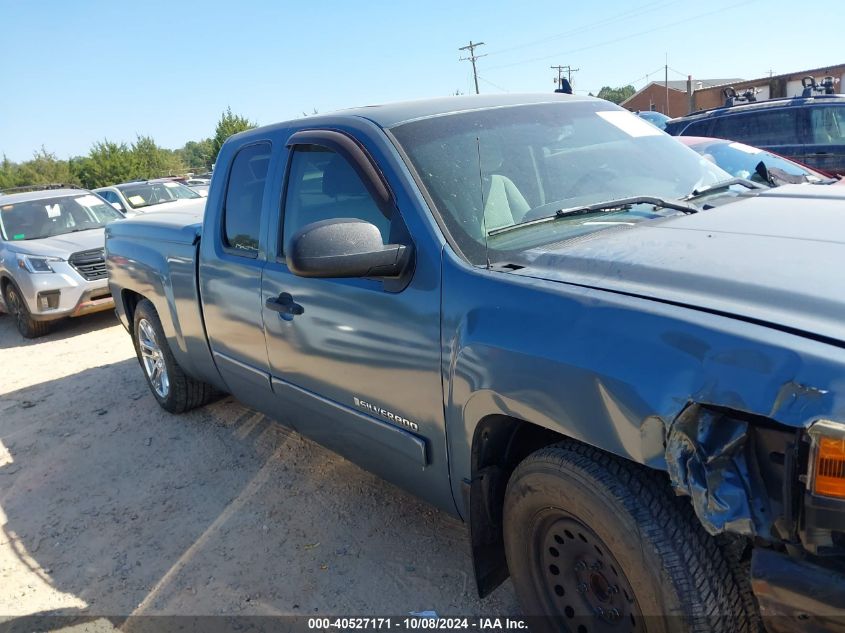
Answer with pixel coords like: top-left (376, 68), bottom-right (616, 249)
top-left (666, 403), bottom-right (799, 538)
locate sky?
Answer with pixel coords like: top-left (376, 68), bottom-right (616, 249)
top-left (1, 0), bottom-right (843, 161)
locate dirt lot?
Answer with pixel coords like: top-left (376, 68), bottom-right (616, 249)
top-left (0, 311), bottom-right (518, 626)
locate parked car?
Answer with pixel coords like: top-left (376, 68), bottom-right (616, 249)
top-left (107, 93), bottom-right (845, 630)
top-left (94, 178), bottom-right (205, 216)
top-left (679, 136), bottom-right (840, 186)
top-left (187, 183), bottom-right (209, 197)
top-left (664, 92), bottom-right (845, 175)
top-left (635, 110), bottom-right (671, 130)
top-left (0, 185), bottom-right (122, 337)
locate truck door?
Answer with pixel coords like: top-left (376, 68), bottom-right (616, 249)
top-left (260, 131), bottom-right (453, 510)
top-left (199, 141), bottom-right (274, 404)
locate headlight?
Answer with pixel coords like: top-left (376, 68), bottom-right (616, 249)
top-left (15, 254), bottom-right (64, 274)
top-left (807, 420), bottom-right (845, 499)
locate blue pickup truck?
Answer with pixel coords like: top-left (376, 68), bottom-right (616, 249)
top-left (106, 94), bottom-right (845, 632)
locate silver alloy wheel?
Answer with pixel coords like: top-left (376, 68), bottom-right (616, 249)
top-left (138, 318), bottom-right (170, 398)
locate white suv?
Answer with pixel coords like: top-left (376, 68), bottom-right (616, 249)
top-left (95, 179), bottom-right (206, 216)
top-left (0, 186), bottom-right (122, 337)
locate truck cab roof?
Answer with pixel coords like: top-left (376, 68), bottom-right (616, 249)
top-left (235, 93), bottom-right (597, 141)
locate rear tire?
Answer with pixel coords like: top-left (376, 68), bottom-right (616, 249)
top-left (4, 284), bottom-right (50, 338)
top-left (132, 299), bottom-right (217, 413)
top-left (503, 442), bottom-right (759, 633)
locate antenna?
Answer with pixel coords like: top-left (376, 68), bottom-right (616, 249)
top-left (475, 136), bottom-right (491, 269)
top-left (551, 65), bottom-right (578, 93)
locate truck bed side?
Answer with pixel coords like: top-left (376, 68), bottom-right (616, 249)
top-left (105, 209), bottom-right (225, 391)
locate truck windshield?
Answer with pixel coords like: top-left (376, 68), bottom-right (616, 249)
top-left (391, 100), bottom-right (729, 265)
top-left (118, 181), bottom-right (201, 209)
top-left (0, 194), bottom-right (123, 241)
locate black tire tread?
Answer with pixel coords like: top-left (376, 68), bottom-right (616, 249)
top-left (507, 441), bottom-right (760, 633)
top-left (133, 299), bottom-right (217, 413)
top-left (5, 285), bottom-right (50, 338)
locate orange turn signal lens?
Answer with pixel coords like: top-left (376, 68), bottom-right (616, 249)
top-left (809, 421), bottom-right (845, 499)
top-left (814, 435), bottom-right (845, 498)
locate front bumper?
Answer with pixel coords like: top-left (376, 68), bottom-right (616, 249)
top-left (4, 262), bottom-right (113, 321)
top-left (752, 548), bottom-right (845, 633)
top-left (30, 286), bottom-right (115, 320)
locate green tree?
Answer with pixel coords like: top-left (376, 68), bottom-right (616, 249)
top-left (210, 107), bottom-right (256, 165)
top-left (131, 135), bottom-right (184, 179)
top-left (0, 148), bottom-right (76, 189)
top-left (16, 147), bottom-right (73, 185)
top-left (67, 155), bottom-right (90, 186)
top-left (596, 85), bottom-right (637, 104)
top-left (0, 155), bottom-right (21, 189)
top-left (75, 140), bottom-right (136, 189)
top-left (179, 138), bottom-right (214, 171)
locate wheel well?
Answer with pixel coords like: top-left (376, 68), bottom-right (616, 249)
top-left (121, 289), bottom-right (144, 333)
top-left (0, 275), bottom-right (20, 303)
top-left (468, 415), bottom-right (566, 597)
top-left (468, 407), bottom-right (790, 599)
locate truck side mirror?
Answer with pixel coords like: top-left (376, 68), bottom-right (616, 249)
top-left (286, 218), bottom-right (409, 279)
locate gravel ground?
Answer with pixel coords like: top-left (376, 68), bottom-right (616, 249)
top-left (0, 311), bottom-right (518, 626)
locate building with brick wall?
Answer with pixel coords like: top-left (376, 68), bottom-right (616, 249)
top-left (621, 78), bottom-right (741, 117)
top-left (621, 65), bottom-right (845, 118)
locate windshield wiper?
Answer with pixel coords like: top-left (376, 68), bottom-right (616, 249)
top-left (684, 177), bottom-right (765, 200)
top-left (554, 196), bottom-right (698, 219)
top-left (488, 196), bottom-right (697, 237)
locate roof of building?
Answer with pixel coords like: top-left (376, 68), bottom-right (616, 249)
top-left (714, 64), bottom-right (845, 88)
top-left (621, 78), bottom-right (744, 106)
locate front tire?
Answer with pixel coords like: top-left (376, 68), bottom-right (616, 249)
top-left (132, 299), bottom-right (217, 413)
top-left (503, 442), bottom-right (758, 633)
top-left (4, 283), bottom-right (50, 338)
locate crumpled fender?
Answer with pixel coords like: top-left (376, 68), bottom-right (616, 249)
top-left (666, 403), bottom-right (779, 537)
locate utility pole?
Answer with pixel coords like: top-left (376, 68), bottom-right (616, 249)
top-left (551, 64), bottom-right (579, 93)
top-left (459, 40), bottom-right (486, 95)
top-left (665, 53), bottom-right (669, 115)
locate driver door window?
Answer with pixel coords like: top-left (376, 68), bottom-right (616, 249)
top-left (281, 145), bottom-right (390, 254)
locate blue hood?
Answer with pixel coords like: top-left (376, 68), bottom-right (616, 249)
top-left (515, 188), bottom-right (845, 344)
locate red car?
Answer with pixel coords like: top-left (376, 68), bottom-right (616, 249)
top-left (678, 136), bottom-right (843, 186)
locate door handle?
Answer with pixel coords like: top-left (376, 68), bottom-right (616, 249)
top-left (265, 292), bottom-right (304, 317)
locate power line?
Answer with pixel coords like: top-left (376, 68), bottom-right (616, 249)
top-left (459, 40), bottom-right (487, 95)
top-left (483, 0), bottom-right (758, 73)
top-left (484, 0), bottom-right (680, 58)
top-left (476, 75), bottom-right (510, 93)
top-left (622, 66), bottom-right (665, 90)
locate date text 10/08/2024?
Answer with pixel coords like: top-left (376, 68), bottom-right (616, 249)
top-left (307, 618), bottom-right (529, 630)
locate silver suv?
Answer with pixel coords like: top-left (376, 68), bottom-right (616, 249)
top-left (0, 185), bottom-right (123, 337)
